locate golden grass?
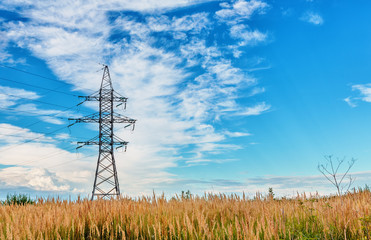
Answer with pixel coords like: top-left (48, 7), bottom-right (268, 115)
top-left (0, 189), bottom-right (370, 239)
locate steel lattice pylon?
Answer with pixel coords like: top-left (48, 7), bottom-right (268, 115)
top-left (69, 65), bottom-right (135, 200)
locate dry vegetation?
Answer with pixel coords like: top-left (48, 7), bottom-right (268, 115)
top-left (0, 189), bottom-right (370, 239)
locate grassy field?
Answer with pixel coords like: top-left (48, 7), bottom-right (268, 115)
top-left (0, 189), bottom-right (370, 239)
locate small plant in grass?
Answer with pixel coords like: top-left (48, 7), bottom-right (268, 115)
top-left (318, 155), bottom-right (356, 196)
top-left (360, 215), bottom-right (371, 239)
top-left (268, 187), bottom-right (275, 200)
top-left (181, 190), bottom-right (192, 199)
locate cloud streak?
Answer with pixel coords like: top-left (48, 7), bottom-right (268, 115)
top-left (216, 0), bottom-right (269, 24)
top-left (230, 24), bottom-right (267, 46)
top-left (301, 11), bottom-right (324, 25)
top-left (237, 102), bottom-right (271, 116)
top-left (175, 171), bottom-right (371, 197)
top-left (345, 83), bottom-right (371, 107)
top-left (0, 86), bottom-right (40, 107)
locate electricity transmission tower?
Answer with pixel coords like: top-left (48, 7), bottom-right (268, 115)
top-left (69, 65), bottom-right (136, 200)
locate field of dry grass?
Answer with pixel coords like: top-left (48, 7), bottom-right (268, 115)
top-left (0, 189), bottom-right (370, 239)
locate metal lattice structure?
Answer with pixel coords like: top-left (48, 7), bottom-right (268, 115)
top-left (69, 65), bottom-right (135, 200)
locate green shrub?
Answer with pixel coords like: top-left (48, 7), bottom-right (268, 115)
top-left (2, 193), bottom-right (35, 205)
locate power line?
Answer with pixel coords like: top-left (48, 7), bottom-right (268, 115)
top-left (0, 77), bottom-right (78, 97)
top-left (0, 63), bottom-right (70, 85)
top-left (1, 144), bottom-right (77, 168)
top-left (0, 100), bottom-right (99, 154)
top-left (2, 92), bottom-right (77, 110)
top-left (0, 101), bottom-right (89, 139)
top-left (0, 126), bottom-right (88, 140)
top-left (0, 133), bottom-right (115, 170)
top-left (0, 130), bottom-right (86, 141)
top-left (0, 125), bottom-right (69, 154)
top-left (0, 133), bottom-right (55, 138)
top-left (0, 107), bottom-right (68, 120)
top-left (0, 99), bottom-right (98, 155)
top-left (0, 152), bottom-right (98, 182)
top-left (48, 153), bottom-right (97, 169)
top-left (0, 130), bottom-right (93, 168)
top-left (0, 92), bottom-right (93, 114)
top-left (0, 63), bottom-right (96, 92)
top-left (0, 126), bottom-right (128, 175)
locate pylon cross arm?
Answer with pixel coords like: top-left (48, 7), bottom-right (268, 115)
top-left (69, 116), bottom-right (136, 124)
top-left (77, 141), bottom-right (128, 146)
top-left (78, 95), bottom-right (128, 102)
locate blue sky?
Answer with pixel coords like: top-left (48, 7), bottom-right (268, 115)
top-left (0, 0), bottom-right (370, 199)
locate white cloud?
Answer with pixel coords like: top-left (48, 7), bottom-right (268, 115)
top-left (0, 86), bottom-right (79, 125)
top-left (248, 87), bottom-right (265, 96)
top-left (0, 167), bottom-right (69, 192)
top-left (344, 97), bottom-right (357, 108)
top-left (1, 102), bottom-right (79, 124)
top-left (352, 84), bottom-right (371, 102)
top-left (0, 123), bottom-right (52, 144)
top-left (197, 142), bottom-right (241, 153)
top-left (178, 40), bottom-right (258, 123)
top-left (55, 133), bottom-right (70, 140)
top-left (230, 24), bottom-right (267, 46)
top-left (224, 130), bottom-right (251, 137)
top-left (1, 0), bottom-right (207, 16)
top-left (147, 12), bottom-right (210, 34)
top-left (39, 116), bottom-right (64, 125)
top-left (237, 102), bottom-right (271, 116)
top-left (216, 0), bottom-right (269, 24)
top-left (301, 11), bottom-right (324, 25)
top-left (0, 31), bottom-right (22, 64)
top-left (214, 1), bottom-right (269, 59)
top-left (345, 83), bottom-right (371, 107)
top-left (185, 158), bottom-right (236, 167)
top-left (0, 86), bottom-right (40, 107)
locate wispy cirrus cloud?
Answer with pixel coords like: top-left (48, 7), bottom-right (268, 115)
top-left (344, 97), bottom-right (357, 108)
top-left (300, 11), bottom-right (324, 25)
top-left (248, 87), bottom-right (266, 96)
top-left (230, 24), bottom-right (267, 46)
top-left (215, 1), bottom-right (270, 62)
top-left (0, 123), bottom-right (51, 144)
top-left (0, 86), bottom-right (69, 124)
top-left (0, 86), bottom-right (39, 107)
top-left (237, 102), bottom-right (271, 116)
top-left (216, 0), bottom-right (269, 24)
top-left (352, 84), bottom-right (371, 102)
top-left (224, 130), bottom-right (251, 137)
top-left (345, 83), bottom-right (371, 107)
top-left (0, 85), bottom-right (79, 124)
top-left (146, 12), bottom-right (210, 34)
